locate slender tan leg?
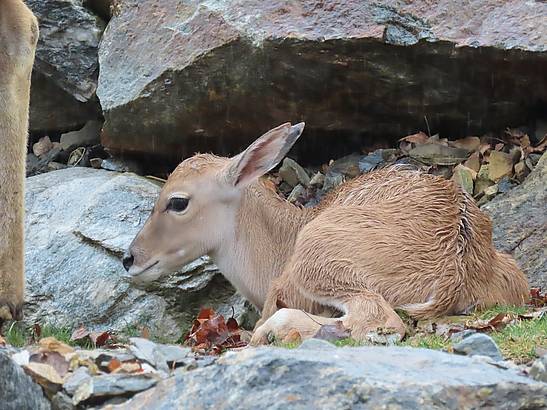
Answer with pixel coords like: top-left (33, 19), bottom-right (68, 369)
top-left (0, 0), bottom-right (39, 329)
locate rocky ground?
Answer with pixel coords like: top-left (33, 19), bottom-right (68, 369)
top-left (3, 0), bottom-right (546, 408)
top-left (2, 127), bottom-right (545, 409)
top-left (1, 336), bottom-right (546, 409)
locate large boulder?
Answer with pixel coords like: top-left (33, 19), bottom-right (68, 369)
top-left (483, 153), bottom-right (547, 289)
top-left (0, 350), bottom-right (51, 410)
top-left (24, 168), bottom-right (255, 339)
top-left (27, 0), bottom-right (104, 132)
top-left (97, 0), bottom-right (547, 160)
top-left (106, 345), bottom-right (547, 410)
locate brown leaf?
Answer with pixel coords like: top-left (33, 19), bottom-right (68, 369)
top-left (226, 317), bottom-right (239, 333)
top-left (518, 307), bottom-right (547, 320)
top-left (30, 351), bottom-right (69, 378)
top-left (530, 288), bottom-right (547, 307)
top-left (465, 313), bottom-right (514, 332)
top-left (530, 134), bottom-right (547, 153)
top-left (0, 335), bottom-right (6, 347)
top-left (33, 323), bottom-right (42, 339)
top-left (70, 326), bottom-right (90, 341)
top-left (39, 337), bottom-right (74, 355)
top-left (399, 132), bottom-right (429, 145)
top-left (313, 321), bottom-right (350, 341)
top-left (141, 327), bottom-right (150, 339)
top-left (450, 136), bottom-right (481, 152)
top-left (89, 331), bottom-right (110, 347)
top-left (185, 308), bottom-right (247, 354)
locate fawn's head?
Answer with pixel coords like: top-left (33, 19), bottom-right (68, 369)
top-left (123, 122), bottom-right (305, 283)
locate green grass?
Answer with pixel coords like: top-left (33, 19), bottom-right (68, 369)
top-left (274, 305), bottom-right (546, 364)
top-left (398, 334), bottom-right (452, 351)
top-left (2, 322), bottom-right (175, 348)
top-left (402, 305), bottom-right (546, 363)
top-left (3, 322), bottom-right (77, 348)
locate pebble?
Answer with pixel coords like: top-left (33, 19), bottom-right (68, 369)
top-left (453, 333), bottom-right (503, 361)
top-left (529, 355), bottom-right (547, 382)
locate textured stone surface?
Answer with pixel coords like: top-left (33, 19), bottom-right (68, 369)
top-left (24, 168), bottom-right (254, 339)
top-left (0, 350), bottom-right (51, 410)
top-left (483, 153), bottom-right (547, 289)
top-left (453, 333), bottom-right (503, 361)
top-left (105, 346), bottom-right (547, 410)
top-left (97, 0), bottom-right (546, 160)
top-left (27, 0), bottom-right (104, 132)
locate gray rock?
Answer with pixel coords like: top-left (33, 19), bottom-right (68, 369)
top-left (482, 152), bottom-right (547, 289)
top-left (453, 333), bottom-right (503, 361)
top-left (24, 168), bottom-right (255, 340)
top-left (63, 366), bottom-right (92, 396)
top-left (129, 338), bottom-right (170, 374)
top-left (279, 158), bottom-right (310, 188)
top-left (449, 329), bottom-right (476, 343)
top-left (287, 184), bottom-right (307, 204)
top-left (97, 1), bottom-right (547, 159)
top-left (154, 344), bottom-right (192, 366)
top-left (27, 0), bottom-right (104, 132)
top-left (50, 391), bottom-right (74, 410)
top-left (409, 143), bottom-right (470, 166)
top-left (60, 120), bottom-right (102, 150)
top-left (0, 350), bottom-right (51, 410)
top-left (318, 154), bottom-right (362, 194)
top-left (26, 147), bottom-right (65, 177)
top-left (105, 347), bottom-right (547, 410)
top-left (100, 157), bottom-right (143, 174)
top-left (529, 355), bottom-right (547, 383)
top-left (72, 373), bottom-right (158, 405)
top-left (358, 150), bottom-right (385, 173)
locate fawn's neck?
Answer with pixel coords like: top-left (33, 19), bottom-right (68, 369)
top-left (212, 180), bottom-right (316, 309)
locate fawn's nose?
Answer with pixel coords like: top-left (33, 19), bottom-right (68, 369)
top-left (122, 252), bottom-right (134, 272)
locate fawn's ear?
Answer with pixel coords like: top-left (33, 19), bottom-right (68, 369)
top-left (226, 122), bottom-right (305, 188)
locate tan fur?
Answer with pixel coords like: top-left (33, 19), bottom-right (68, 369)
top-left (126, 123), bottom-right (529, 344)
top-left (0, 0), bottom-right (38, 323)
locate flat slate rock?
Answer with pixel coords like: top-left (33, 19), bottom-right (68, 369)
top-left (104, 346), bottom-right (547, 410)
top-left (483, 152), bottom-right (547, 289)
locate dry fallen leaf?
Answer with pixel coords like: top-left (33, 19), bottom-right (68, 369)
top-left (39, 337), bottom-right (74, 355)
top-left (185, 308), bottom-right (247, 354)
top-left (465, 312), bottom-right (515, 332)
top-left (399, 131), bottom-right (429, 145)
top-left (70, 326), bottom-right (90, 342)
top-left (530, 288), bottom-right (547, 307)
top-left (0, 334), bottom-right (6, 347)
top-left (89, 331), bottom-right (111, 347)
top-left (450, 136), bottom-right (481, 152)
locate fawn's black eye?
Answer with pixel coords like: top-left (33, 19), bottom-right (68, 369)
top-left (166, 197), bottom-right (189, 213)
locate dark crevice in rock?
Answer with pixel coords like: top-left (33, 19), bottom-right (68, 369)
top-left (73, 230), bottom-right (124, 259)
